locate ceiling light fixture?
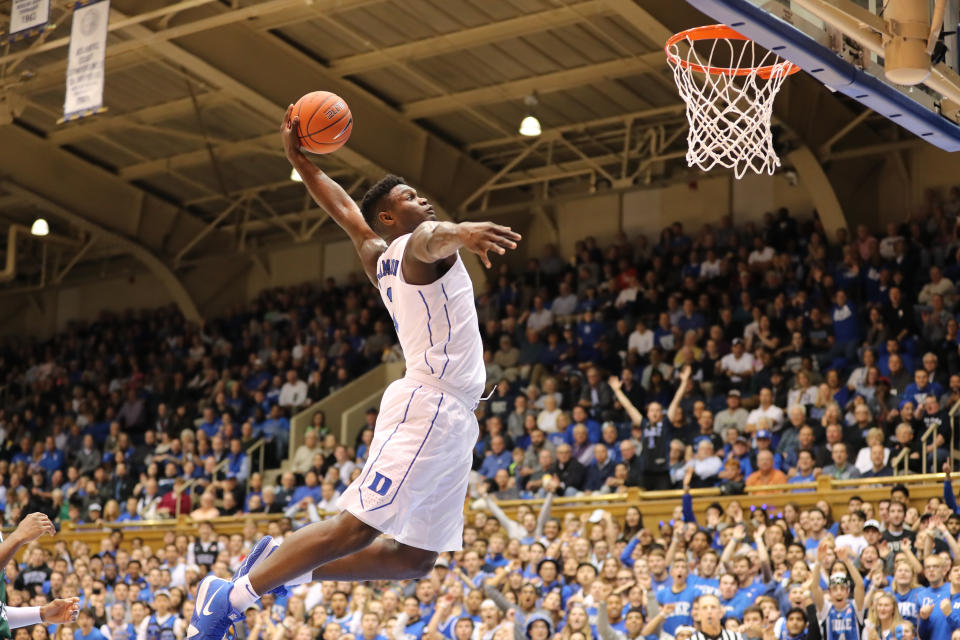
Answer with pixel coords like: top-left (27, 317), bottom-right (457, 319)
top-left (290, 168), bottom-right (303, 183)
top-left (30, 218), bottom-right (49, 236)
top-left (519, 94), bottom-right (542, 137)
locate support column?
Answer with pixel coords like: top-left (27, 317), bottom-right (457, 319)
top-left (786, 146), bottom-right (849, 237)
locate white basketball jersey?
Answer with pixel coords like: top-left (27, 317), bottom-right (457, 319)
top-left (375, 233), bottom-right (486, 407)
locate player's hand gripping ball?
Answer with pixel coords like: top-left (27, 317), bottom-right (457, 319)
top-left (293, 91), bottom-right (353, 154)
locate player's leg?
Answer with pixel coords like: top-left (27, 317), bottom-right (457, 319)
top-left (244, 512), bottom-right (381, 593)
top-left (189, 513), bottom-right (387, 640)
top-left (306, 538), bottom-right (437, 581)
top-left (239, 385), bottom-right (471, 588)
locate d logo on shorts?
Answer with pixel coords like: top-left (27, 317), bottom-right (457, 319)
top-left (368, 472), bottom-right (393, 496)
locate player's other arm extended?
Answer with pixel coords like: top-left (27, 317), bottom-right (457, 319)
top-left (282, 106), bottom-right (385, 284)
top-left (405, 221), bottom-right (522, 270)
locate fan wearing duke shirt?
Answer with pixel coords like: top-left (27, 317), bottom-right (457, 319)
top-left (812, 545), bottom-right (865, 640)
top-left (916, 556), bottom-right (960, 640)
top-left (653, 560), bottom-right (699, 636)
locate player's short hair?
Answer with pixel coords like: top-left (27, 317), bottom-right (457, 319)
top-left (360, 174), bottom-right (406, 229)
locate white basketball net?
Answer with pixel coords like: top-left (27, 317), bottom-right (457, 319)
top-left (666, 30), bottom-right (796, 179)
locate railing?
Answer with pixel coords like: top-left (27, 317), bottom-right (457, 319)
top-left (246, 438), bottom-right (266, 493)
top-left (174, 438), bottom-right (266, 518)
top-left (5, 472), bottom-right (953, 558)
top-left (891, 447), bottom-right (910, 475)
top-left (922, 422), bottom-right (940, 474)
top-left (289, 362), bottom-right (404, 459)
top-left (950, 397), bottom-right (960, 470)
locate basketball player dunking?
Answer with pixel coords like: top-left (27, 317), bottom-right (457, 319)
top-left (187, 105), bottom-right (522, 640)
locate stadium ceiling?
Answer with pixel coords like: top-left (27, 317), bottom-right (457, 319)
top-left (0, 0), bottom-right (891, 296)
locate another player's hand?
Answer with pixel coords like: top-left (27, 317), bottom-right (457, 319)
top-left (608, 376), bottom-right (622, 392)
top-left (281, 105), bottom-right (305, 163)
top-left (12, 513), bottom-right (55, 545)
top-left (457, 222), bottom-right (521, 269)
top-left (41, 597), bottom-right (80, 623)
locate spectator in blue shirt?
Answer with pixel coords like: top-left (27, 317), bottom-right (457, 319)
top-left (75, 608), bottom-right (107, 640)
top-left (39, 437), bottom-right (64, 476)
top-left (226, 438), bottom-right (250, 482)
top-left (821, 290), bottom-right (859, 369)
top-left (261, 405), bottom-right (291, 463)
top-left (902, 369), bottom-right (944, 408)
top-left (197, 407), bottom-right (220, 439)
top-left (479, 435), bottom-right (513, 478)
top-left (788, 449), bottom-right (819, 491)
top-left (290, 470), bottom-right (324, 504)
top-left (677, 299), bottom-right (707, 337)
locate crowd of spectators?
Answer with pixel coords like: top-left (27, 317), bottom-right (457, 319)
top-left (5, 188), bottom-right (960, 640)
top-left (10, 473), bottom-right (960, 640)
top-left (0, 273), bottom-right (397, 526)
top-left (4, 188), bottom-right (960, 522)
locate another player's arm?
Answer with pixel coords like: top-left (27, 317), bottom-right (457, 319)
top-left (403, 220), bottom-right (521, 280)
top-left (0, 513), bottom-right (55, 569)
top-left (282, 105), bottom-right (385, 284)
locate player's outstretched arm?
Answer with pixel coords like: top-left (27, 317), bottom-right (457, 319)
top-left (0, 513), bottom-right (55, 569)
top-left (282, 105), bottom-right (385, 283)
top-left (405, 220), bottom-right (521, 269)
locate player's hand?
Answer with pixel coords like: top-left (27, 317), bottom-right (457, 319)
top-left (608, 377), bottom-right (622, 392)
top-left (12, 513), bottom-right (55, 545)
top-left (281, 104), bottom-right (305, 163)
top-left (41, 598), bottom-right (80, 623)
top-left (457, 222), bottom-right (522, 269)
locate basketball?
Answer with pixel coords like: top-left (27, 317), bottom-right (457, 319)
top-left (293, 91), bottom-right (353, 154)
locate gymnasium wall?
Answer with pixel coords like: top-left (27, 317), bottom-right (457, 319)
top-left (554, 171), bottom-right (813, 257)
top-left (2, 147), bottom-right (959, 339)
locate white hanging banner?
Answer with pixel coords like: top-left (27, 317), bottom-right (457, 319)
top-left (8, 0), bottom-right (50, 41)
top-left (62, 0), bottom-right (110, 123)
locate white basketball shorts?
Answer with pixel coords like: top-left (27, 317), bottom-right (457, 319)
top-left (338, 376), bottom-right (478, 552)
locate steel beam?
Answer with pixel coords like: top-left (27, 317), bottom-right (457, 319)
top-left (467, 105), bottom-right (685, 150)
top-left (49, 92), bottom-right (231, 145)
top-left (5, 0), bottom-right (373, 86)
top-left (127, 4), bottom-right (493, 210)
top-left (329, 1), bottom-right (609, 76)
top-left (827, 139), bottom-right (926, 159)
top-left (402, 52), bottom-right (664, 119)
top-left (0, 0), bottom-right (220, 67)
top-left (599, 0), bottom-right (673, 43)
top-left (119, 133), bottom-right (279, 180)
top-left (3, 182), bottom-right (202, 322)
